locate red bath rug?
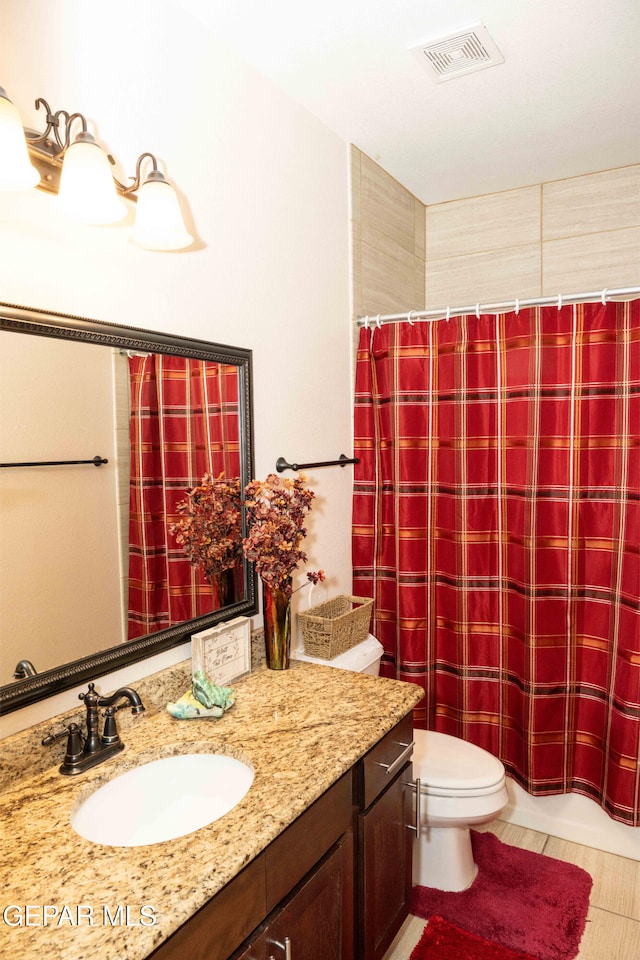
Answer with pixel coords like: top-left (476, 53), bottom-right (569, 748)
top-left (410, 915), bottom-right (540, 960)
top-left (410, 830), bottom-right (592, 960)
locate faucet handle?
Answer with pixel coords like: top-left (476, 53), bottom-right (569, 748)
top-left (101, 707), bottom-right (120, 746)
top-left (59, 723), bottom-right (86, 775)
top-left (42, 722), bottom-right (85, 773)
top-left (61, 723), bottom-right (85, 767)
top-left (42, 727), bottom-right (72, 747)
top-left (42, 722), bottom-right (83, 748)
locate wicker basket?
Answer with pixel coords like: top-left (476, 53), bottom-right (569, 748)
top-left (298, 595), bottom-right (374, 660)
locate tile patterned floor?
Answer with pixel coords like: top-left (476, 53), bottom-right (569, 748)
top-left (383, 820), bottom-right (640, 960)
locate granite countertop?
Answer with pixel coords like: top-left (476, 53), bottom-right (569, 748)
top-left (0, 659), bottom-right (422, 960)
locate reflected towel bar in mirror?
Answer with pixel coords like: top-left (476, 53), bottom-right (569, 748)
top-left (0, 455), bottom-right (108, 468)
top-left (276, 453), bottom-right (359, 472)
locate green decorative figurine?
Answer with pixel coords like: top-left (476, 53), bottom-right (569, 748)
top-left (167, 670), bottom-right (235, 720)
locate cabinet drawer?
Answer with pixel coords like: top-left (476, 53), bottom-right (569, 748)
top-left (148, 852), bottom-right (267, 960)
top-left (265, 770), bottom-right (353, 910)
top-left (358, 714), bottom-right (414, 810)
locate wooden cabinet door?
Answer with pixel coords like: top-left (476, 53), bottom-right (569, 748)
top-left (148, 853), bottom-right (267, 960)
top-left (242, 832), bottom-right (354, 960)
top-left (233, 933), bottom-right (267, 960)
top-left (357, 764), bottom-right (414, 960)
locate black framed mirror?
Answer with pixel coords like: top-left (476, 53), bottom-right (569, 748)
top-left (0, 302), bottom-right (257, 714)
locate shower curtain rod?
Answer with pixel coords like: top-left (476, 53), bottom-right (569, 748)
top-left (356, 285), bottom-right (640, 327)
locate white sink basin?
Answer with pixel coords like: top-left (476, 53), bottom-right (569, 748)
top-left (71, 753), bottom-right (254, 847)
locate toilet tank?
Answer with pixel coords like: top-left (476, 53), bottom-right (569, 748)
top-left (295, 635), bottom-right (383, 675)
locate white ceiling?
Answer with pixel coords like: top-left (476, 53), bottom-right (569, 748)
top-left (173, 0), bottom-right (640, 205)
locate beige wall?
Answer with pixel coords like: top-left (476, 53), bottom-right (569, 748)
top-left (0, 335), bottom-right (123, 679)
top-left (1, 0), bottom-right (351, 733)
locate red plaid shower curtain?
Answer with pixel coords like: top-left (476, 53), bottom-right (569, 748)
top-left (127, 354), bottom-right (241, 639)
top-left (352, 300), bottom-right (639, 824)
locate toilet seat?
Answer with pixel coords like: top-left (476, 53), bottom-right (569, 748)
top-left (413, 730), bottom-right (506, 797)
top-left (418, 779), bottom-right (507, 799)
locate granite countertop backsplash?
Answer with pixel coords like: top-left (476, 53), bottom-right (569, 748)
top-left (0, 653), bottom-right (422, 960)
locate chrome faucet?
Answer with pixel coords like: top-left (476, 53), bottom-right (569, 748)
top-left (42, 682), bottom-right (145, 776)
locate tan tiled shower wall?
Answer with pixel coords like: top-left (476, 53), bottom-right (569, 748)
top-left (350, 150), bottom-right (639, 318)
top-left (350, 145), bottom-right (426, 320)
top-left (426, 163), bottom-right (640, 307)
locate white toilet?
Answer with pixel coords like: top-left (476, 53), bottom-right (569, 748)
top-left (296, 634), bottom-right (508, 892)
top-left (411, 729), bottom-right (508, 891)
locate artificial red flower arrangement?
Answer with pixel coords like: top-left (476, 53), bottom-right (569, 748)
top-left (169, 473), bottom-right (243, 583)
top-left (171, 471), bottom-right (324, 596)
top-left (242, 473), bottom-right (324, 597)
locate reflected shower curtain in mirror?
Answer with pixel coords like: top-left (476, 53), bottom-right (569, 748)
top-left (352, 300), bottom-right (639, 824)
top-left (127, 354), bottom-right (241, 639)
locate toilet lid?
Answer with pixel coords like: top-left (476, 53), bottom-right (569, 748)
top-left (413, 730), bottom-right (506, 793)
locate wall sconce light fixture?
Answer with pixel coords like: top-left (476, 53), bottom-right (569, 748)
top-left (0, 87), bottom-right (193, 251)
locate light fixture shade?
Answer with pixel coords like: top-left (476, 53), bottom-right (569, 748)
top-left (57, 133), bottom-right (127, 224)
top-left (0, 87), bottom-right (40, 190)
top-left (130, 175), bottom-right (193, 251)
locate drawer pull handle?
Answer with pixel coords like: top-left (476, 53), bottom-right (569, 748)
top-left (375, 741), bottom-right (413, 778)
top-left (402, 776), bottom-right (422, 839)
top-left (271, 936), bottom-right (292, 959)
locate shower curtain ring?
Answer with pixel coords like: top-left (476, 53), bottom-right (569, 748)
top-left (375, 314), bottom-right (382, 328)
top-left (446, 306), bottom-right (451, 323)
top-left (514, 299), bottom-right (520, 315)
top-left (475, 303), bottom-right (481, 319)
top-left (601, 288), bottom-right (609, 305)
top-left (407, 310), bottom-right (415, 326)
top-left (557, 294), bottom-right (563, 311)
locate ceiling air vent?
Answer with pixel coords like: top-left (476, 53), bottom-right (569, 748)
top-left (409, 23), bottom-right (504, 83)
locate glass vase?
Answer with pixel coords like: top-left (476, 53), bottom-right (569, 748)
top-left (210, 568), bottom-right (235, 610)
top-left (262, 583), bottom-right (291, 670)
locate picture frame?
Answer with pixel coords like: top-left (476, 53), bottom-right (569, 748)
top-left (191, 616), bottom-right (252, 686)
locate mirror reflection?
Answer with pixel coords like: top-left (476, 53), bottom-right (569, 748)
top-left (0, 304), bottom-right (256, 713)
top-left (125, 351), bottom-right (244, 641)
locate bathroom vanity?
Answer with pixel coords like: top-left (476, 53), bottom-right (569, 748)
top-left (0, 660), bottom-right (422, 960)
top-left (151, 711), bottom-right (415, 960)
